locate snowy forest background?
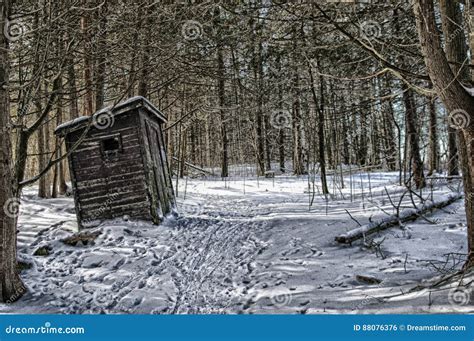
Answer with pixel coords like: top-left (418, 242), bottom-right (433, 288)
top-left (0, 0), bottom-right (473, 313)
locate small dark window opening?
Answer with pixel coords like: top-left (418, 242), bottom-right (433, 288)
top-left (100, 134), bottom-right (122, 157)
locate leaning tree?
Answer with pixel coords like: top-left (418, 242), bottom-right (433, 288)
top-left (414, 0), bottom-right (474, 266)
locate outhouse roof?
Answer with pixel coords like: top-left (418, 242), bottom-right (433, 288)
top-left (55, 96), bottom-right (167, 136)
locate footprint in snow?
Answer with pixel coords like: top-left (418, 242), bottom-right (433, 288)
top-left (132, 297), bottom-right (143, 307)
top-left (112, 258), bottom-right (126, 270)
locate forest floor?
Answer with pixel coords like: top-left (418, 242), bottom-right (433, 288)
top-left (1, 171), bottom-right (472, 314)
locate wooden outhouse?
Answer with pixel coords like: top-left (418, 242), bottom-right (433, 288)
top-left (55, 96), bottom-right (176, 229)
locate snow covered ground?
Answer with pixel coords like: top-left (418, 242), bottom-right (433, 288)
top-left (1, 172), bottom-right (472, 314)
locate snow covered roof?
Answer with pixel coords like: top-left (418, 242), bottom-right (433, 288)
top-left (55, 96), bottom-right (167, 136)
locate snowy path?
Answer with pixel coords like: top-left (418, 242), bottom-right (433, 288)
top-left (1, 172), bottom-right (471, 314)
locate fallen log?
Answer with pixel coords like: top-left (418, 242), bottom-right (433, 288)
top-left (325, 164), bottom-right (382, 176)
top-left (172, 157), bottom-right (217, 176)
top-left (335, 193), bottom-right (463, 244)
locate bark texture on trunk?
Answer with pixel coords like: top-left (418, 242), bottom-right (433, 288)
top-left (414, 0), bottom-right (474, 263)
top-left (216, 7), bottom-right (228, 178)
top-left (402, 86), bottom-right (425, 189)
top-left (427, 98), bottom-right (439, 175)
top-left (0, 0), bottom-right (27, 302)
top-left (217, 45), bottom-right (229, 178)
top-left (440, 0), bottom-right (468, 177)
top-left (95, 0), bottom-right (107, 109)
top-left (81, 0), bottom-right (94, 116)
top-left (254, 39), bottom-right (265, 176)
top-left (308, 58), bottom-right (328, 194)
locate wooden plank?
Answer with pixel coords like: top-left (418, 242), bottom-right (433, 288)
top-left (67, 112), bottom-right (139, 143)
top-left (72, 143), bottom-right (142, 162)
top-left (136, 110), bottom-right (158, 223)
top-left (81, 198), bottom-right (149, 217)
top-left (79, 185), bottom-right (148, 204)
top-left (146, 120), bottom-right (170, 216)
top-left (79, 130), bottom-right (140, 145)
top-left (81, 198), bottom-right (148, 214)
top-left (154, 120), bottom-right (176, 211)
top-left (76, 171), bottom-right (146, 188)
top-left (77, 180), bottom-right (146, 196)
top-left (73, 153), bottom-right (143, 170)
top-left (139, 111), bottom-right (163, 222)
top-left (76, 174), bottom-right (146, 190)
top-left (66, 134), bottom-right (85, 228)
top-left (74, 163), bottom-right (145, 181)
top-left (73, 137), bottom-right (141, 155)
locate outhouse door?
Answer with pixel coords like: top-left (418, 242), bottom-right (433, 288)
top-left (144, 120), bottom-right (171, 217)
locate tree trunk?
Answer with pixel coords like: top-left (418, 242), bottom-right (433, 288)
top-left (427, 97), bottom-right (439, 175)
top-left (0, 0), bottom-right (26, 303)
top-left (264, 113), bottom-right (272, 172)
top-left (95, 0), bottom-right (107, 109)
top-left (308, 58), bottom-right (329, 194)
top-left (138, 1), bottom-right (152, 98)
top-left (179, 128), bottom-right (187, 179)
top-left (357, 107), bottom-right (368, 166)
top-left (383, 77), bottom-right (398, 171)
top-left (279, 129), bottom-right (285, 173)
top-left (190, 124), bottom-right (197, 166)
top-left (81, 0), bottom-right (94, 116)
top-left (317, 73), bottom-right (329, 194)
top-left (402, 85), bottom-right (425, 189)
top-left (52, 103), bottom-right (61, 198)
top-left (292, 69), bottom-right (304, 175)
top-left (275, 55), bottom-right (285, 173)
top-left (37, 88), bottom-right (51, 198)
top-left (253, 34), bottom-right (265, 176)
top-left (217, 33), bottom-right (228, 178)
top-left (66, 32), bottom-right (79, 119)
top-left (440, 0), bottom-right (468, 177)
top-left (128, 25), bottom-right (138, 98)
top-left (414, 0), bottom-right (474, 264)
top-left (52, 75), bottom-right (67, 197)
top-left (447, 126), bottom-right (459, 176)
